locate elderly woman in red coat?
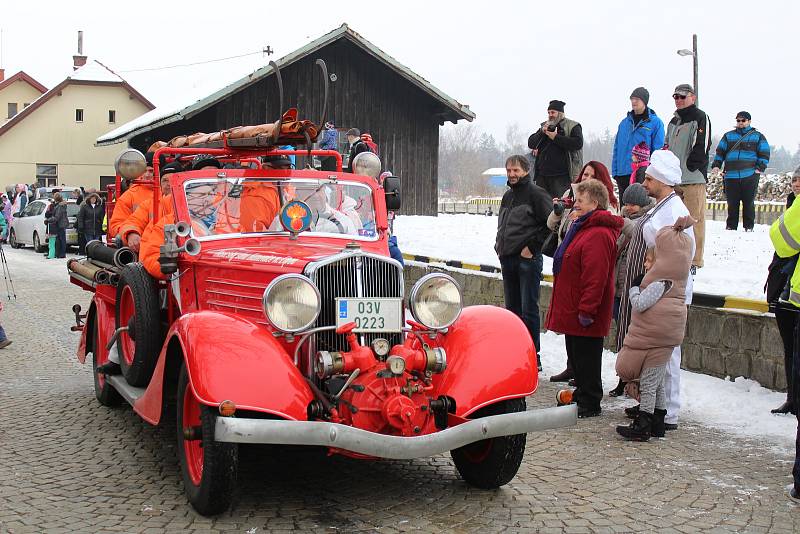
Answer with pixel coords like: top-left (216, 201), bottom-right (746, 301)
top-left (546, 179), bottom-right (624, 418)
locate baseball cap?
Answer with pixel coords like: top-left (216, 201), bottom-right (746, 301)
top-left (673, 84), bottom-right (695, 96)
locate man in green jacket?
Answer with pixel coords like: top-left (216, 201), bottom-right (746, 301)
top-left (665, 84), bottom-right (711, 270)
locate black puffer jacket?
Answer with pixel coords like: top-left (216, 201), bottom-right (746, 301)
top-left (495, 175), bottom-right (553, 257)
top-left (76, 194), bottom-right (104, 236)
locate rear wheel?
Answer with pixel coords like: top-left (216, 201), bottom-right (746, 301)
top-left (115, 263), bottom-right (161, 386)
top-left (9, 229), bottom-right (21, 249)
top-left (33, 232), bottom-right (47, 253)
top-left (176, 364), bottom-right (238, 515)
top-left (450, 398), bottom-right (527, 489)
top-left (91, 314), bottom-right (122, 407)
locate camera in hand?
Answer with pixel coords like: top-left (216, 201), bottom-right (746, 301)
top-left (546, 124), bottom-right (557, 132)
top-left (552, 197), bottom-right (573, 216)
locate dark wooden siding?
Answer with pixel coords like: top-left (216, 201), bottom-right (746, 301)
top-left (131, 38), bottom-right (447, 215)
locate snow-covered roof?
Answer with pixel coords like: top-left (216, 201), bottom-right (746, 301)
top-left (68, 60), bottom-right (124, 83)
top-left (97, 23), bottom-right (475, 146)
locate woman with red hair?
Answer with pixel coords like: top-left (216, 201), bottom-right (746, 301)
top-left (546, 160), bottom-right (619, 384)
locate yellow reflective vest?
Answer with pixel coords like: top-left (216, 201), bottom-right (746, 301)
top-left (770, 201), bottom-right (800, 307)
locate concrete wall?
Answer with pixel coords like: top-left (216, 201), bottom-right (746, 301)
top-left (404, 262), bottom-right (787, 391)
top-left (0, 84), bottom-right (150, 189)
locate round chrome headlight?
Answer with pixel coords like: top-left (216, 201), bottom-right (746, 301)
top-left (352, 151), bottom-right (382, 179)
top-left (408, 273), bottom-right (463, 330)
top-left (114, 149), bottom-right (147, 180)
top-left (262, 274), bottom-right (321, 333)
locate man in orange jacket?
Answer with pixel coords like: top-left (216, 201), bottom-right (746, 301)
top-left (238, 155), bottom-right (288, 233)
top-left (118, 161), bottom-right (182, 252)
top-left (107, 152), bottom-right (159, 239)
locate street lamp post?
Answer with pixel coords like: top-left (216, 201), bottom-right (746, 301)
top-left (677, 34), bottom-right (699, 103)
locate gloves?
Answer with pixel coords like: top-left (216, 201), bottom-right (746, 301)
top-left (632, 273), bottom-right (645, 287)
top-left (578, 313), bottom-right (594, 327)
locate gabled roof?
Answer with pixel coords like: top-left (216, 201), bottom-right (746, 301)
top-left (0, 60), bottom-right (155, 140)
top-left (0, 70), bottom-right (48, 95)
top-left (97, 23), bottom-right (475, 146)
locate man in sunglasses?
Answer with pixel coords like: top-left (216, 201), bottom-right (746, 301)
top-left (711, 111), bottom-right (770, 231)
top-left (664, 83), bottom-right (711, 271)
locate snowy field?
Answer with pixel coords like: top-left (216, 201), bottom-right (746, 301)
top-left (395, 214), bottom-right (774, 300)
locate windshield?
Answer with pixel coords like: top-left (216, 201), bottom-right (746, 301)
top-left (183, 178), bottom-right (377, 239)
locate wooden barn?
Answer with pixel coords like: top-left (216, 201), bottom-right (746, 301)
top-left (97, 24), bottom-right (475, 215)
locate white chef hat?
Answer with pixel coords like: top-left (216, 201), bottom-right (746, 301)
top-left (645, 150), bottom-right (682, 186)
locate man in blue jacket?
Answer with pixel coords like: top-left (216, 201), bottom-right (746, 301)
top-left (611, 87), bottom-right (665, 197)
top-left (711, 111), bottom-right (770, 231)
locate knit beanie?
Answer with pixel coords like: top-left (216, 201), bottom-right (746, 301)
top-left (622, 182), bottom-right (650, 208)
top-left (548, 100), bottom-right (566, 112)
top-left (631, 142), bottom-right (651, 163)
top-left (630, 87), bottom-right (650, 106)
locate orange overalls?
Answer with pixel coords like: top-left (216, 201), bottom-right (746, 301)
top-left (138, 196), bottom-right (174, 280)
top-left (238, 183), bottom-right (281, 233)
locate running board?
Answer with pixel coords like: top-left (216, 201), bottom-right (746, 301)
top-left (106, 375), bottom-right (146, 406)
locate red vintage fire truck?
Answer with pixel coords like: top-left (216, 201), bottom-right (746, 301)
top-left (69, 116), bottom-right (576, 515)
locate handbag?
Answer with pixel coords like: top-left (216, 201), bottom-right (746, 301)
top-left (541, 231), bottom-right (558, 258)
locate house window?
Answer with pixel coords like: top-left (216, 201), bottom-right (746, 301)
top-left (7, 103), bottom-right (17, 118)
top-left (36, 164), bottom-right (58, 187)
top-left (75, 109), bottom-right (84, 122)
top-left (108, 110), bottom-right (116, 123)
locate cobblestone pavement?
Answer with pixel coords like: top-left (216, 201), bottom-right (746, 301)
top-left (0, 245), bottom-right (799, 533)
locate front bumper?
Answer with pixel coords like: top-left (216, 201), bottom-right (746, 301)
top-left (214, 404), bottom-right (577, 460)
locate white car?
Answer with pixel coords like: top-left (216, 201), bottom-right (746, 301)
top-left (8, 199), bottom-right (80, 252)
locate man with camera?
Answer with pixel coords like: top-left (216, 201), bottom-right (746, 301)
top-left (495, 155), bottom-right (553, 370)
top-left (528, 100), bottom-right (584, 199)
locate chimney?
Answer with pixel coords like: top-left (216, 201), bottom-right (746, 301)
top-left (72, 30), bottom-right (87, 70)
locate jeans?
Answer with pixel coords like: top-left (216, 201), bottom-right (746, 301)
top-left (55, 228), bottom-right (67, 258)
top-left (724, 175), bottom-right (759, 230)
top-left (0, 324), bottom-right (6, 342)
top-left (499, 252), bottom-right (543, 354)
top-left (388, 235), bottom-right (404, 266)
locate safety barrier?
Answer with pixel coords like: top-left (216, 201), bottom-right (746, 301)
top-left (403, 252), bottom-right (769, 313)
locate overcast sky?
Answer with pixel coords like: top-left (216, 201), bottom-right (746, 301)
top-left (3, 1), bottom-right (799, 148)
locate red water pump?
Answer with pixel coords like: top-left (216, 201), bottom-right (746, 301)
top-left (314, 323), bottom-right (447, 437)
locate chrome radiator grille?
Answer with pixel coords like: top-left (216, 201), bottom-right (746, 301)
top-left (306, 252), bottom-right (404, 353)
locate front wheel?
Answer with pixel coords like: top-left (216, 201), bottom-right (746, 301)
top-left (176, 364), bottom-right (238, 516)
top-left (450, 398), bottom-right (527, 489)
top-left (91, 314), bottom-right (122, 407)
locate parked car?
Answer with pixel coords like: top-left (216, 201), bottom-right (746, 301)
top-left (9, 199), bottom-right (79, 252)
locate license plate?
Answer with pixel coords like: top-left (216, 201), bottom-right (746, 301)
top-left (335, 298), bottom-right (403, 333)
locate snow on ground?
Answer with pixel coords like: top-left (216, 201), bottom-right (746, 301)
top-left (395, 214), bottom-right (774, 300)
top-left (538, 331), bottom-right (797, 453)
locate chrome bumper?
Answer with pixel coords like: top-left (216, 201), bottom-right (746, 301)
top-left (214, 404), bottom-right (577, 460)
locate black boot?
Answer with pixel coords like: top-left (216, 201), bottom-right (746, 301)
top-left (616, 411), bottom-right (653, 441)
top-left (771, 401), bottom-right (795, 414)
top-left (96, 360), bottom-right (121, 376)
top-left (609, 379), bottom-right (626, 397)
top-left (624, 404), bottom-right (640, 419)
top-left (652, 408), bottom-right (666, 438)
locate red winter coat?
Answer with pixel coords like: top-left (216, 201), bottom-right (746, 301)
top-left (545, 209), bottom-right (623, 338)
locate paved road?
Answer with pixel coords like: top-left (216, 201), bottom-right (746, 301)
top-left (0, 245), bottom-right (798, 533)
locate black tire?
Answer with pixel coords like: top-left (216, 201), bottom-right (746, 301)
top-left (91, 313), bottom-right (122, 407)
top-left (115, 263), bottom-right (161, 387)
top-left (33, 232), bottom-right (47, 253)
top-left (450, 398), bottom-right (527, 489)
top-left (176, 364), bottom-right (238, 515)
top-left (9, 229), bottom-right (21, 249)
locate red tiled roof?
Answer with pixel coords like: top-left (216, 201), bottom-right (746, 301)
top-left (0, 71), bottom-right (48, 94)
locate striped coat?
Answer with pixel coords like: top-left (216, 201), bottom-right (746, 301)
top-left (712, 126), bottom-right (770, 179)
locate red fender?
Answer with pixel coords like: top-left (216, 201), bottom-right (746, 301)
top-left (433, 305), bottom-right (538, 417)
top-left (134, 311), bottom-right (313, 424)
top-left (78, 292), bottom-right (116, 364)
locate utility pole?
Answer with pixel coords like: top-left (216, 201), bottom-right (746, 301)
top-left (677, 34), bottom-right (699, 104)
